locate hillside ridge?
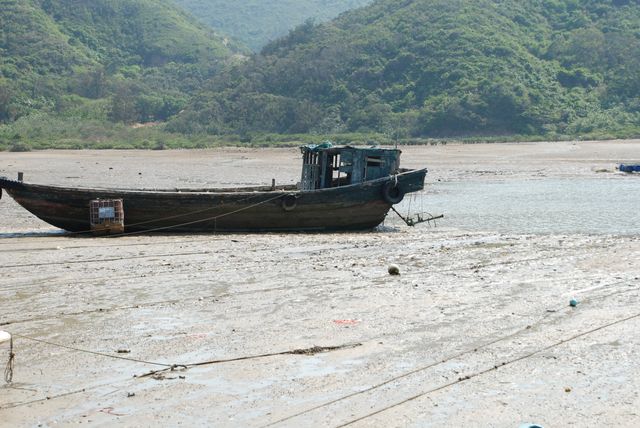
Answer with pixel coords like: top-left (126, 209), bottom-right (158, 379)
top-left (0, 0), bottom-right (241, 128)
top-left (169, 0), bottom-right (640, 139)
top-left (173, 0), bottom-right (374, 52)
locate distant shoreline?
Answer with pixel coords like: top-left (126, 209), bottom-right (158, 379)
top-left (3, 136), bottom-right (639, 152)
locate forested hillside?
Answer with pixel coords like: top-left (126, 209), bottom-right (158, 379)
top-left (2, 0), bottom-right (639, 149)
top-left (173, 0), bottom-right (373, 52)
top-left (169, 0), bottom-right (640, 139)
top-left (0, 0), bottom-right (243, 148)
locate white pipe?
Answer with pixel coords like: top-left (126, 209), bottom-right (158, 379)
top-left (0, 331), bottom-right (11, 344)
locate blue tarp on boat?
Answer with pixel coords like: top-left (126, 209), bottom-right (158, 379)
top-left (620, 164), bottom-right (640, 173)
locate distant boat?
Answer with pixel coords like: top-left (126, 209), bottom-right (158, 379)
top-left (0, 145), bottom-right (427, 234)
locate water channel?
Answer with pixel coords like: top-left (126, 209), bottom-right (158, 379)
top-left (403, 177), bottom-right (639, 235)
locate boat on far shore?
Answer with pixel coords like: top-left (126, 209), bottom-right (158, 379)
top-left (619, 164), bottom-right (640, 173)
top-left (0, 145), bottom-right (427, 234)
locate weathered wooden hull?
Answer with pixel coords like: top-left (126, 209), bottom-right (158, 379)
top-left (0, 169), bottom-right (426, 233)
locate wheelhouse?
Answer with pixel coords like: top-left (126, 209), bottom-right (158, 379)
top-left (300, 145), bottom-right (401, 191)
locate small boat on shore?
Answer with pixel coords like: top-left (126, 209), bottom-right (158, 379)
top-left (0, 145), bottom-right (427, 234)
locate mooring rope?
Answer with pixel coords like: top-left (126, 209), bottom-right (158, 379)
top-left (28, 192), bottom-right (290, 238)
top-left (0, 192), bottom-right (288, 240)
top-left (108, 193), bottom-right (286, 237)
top-left (136, 343), bottom-right (362, 379)
top-left (0, 249), bottom-right (212, 270)
top-left (0, 342), bottom-right (361, 410)
top-left (0, 235), bottom-right (227, 253)
top-left (9, 332), bottom-right (359, 372)
top-left (10, 333), bottom-right (174, 368)
top-left (116, 192), bottom-right (270, 229)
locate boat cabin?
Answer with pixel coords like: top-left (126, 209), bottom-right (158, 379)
top-left (300, 144), bottom-right (401, 191)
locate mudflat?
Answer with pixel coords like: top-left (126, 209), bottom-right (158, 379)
top-left (1, 140), bottom-right (639, 427)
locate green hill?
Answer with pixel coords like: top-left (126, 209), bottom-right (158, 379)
top-left (172, 0), bottom-right (373, 52)
top-left (0, 0), bottom-right (242, 140)
top-left (169, 0), bottom-right (640, 139)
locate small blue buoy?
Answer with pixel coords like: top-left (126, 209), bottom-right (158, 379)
top-left (569, 298), bottom-right (579, 307)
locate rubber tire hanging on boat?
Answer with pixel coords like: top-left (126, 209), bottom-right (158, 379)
top-left (282, 194), bottom-right (298, 211)
top-left (382, 181), bottom-right (404, 204)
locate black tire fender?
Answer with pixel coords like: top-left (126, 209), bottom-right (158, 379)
top-left (382, 181), bottom-right (404, 204)
top-left (282, 194), bottom-right (298, 211)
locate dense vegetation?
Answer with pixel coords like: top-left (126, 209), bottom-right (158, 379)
top-left (2, 0), bottom-right (639, 150)
top-left (0, 0), bottom-right (243, 149)
top-left (169, 0), bottom-right (640, 140)
top-left (172, 0), bottom-right (373, 52)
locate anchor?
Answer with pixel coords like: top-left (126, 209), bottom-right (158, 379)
top-left (391, 206), bottom-right (444, 227)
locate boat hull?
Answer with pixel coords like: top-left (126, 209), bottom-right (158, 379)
top-left (0, 169), bottom-right (426, 233)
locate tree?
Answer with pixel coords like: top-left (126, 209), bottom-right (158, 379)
top-left (109, 82), bottom-right (139, 123)
top-left (0, 82), bottom-right (14, 122)
top-left (74, 68), bottom-right (107, 99)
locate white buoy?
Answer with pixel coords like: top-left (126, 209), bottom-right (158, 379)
top-left (0, 331), bottom-right (11, 344)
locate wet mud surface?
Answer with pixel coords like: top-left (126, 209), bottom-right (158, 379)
top-left (1, 141), bottom-right (639, 427)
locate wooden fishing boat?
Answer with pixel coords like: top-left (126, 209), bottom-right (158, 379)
top-left (0, 145), bottom-right (427, 233)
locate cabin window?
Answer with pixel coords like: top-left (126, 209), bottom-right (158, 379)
top-left (366, 157), bottom-right (383, 167)
top-left (330, 153), bottom-right (346, 187)
top-left (365, 156), bottom-right (385, 181)
top-left (301, 150), bottom-right (322, 190)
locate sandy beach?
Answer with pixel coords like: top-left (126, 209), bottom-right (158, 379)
top-left (1, 140), bottom-right (639, 427)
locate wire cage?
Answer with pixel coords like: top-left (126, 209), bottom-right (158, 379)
top-left (89, 199), bottom-right (124, 235)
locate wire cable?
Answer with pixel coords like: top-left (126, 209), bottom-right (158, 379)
top-left (10, 333), bottom-right (174, 368)
top-left (0, 250), bottom-right (210, 270)
top-left (264, 279), bottom-right (637, 426)
top-left (337, 311), bottom-right (640, 427)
